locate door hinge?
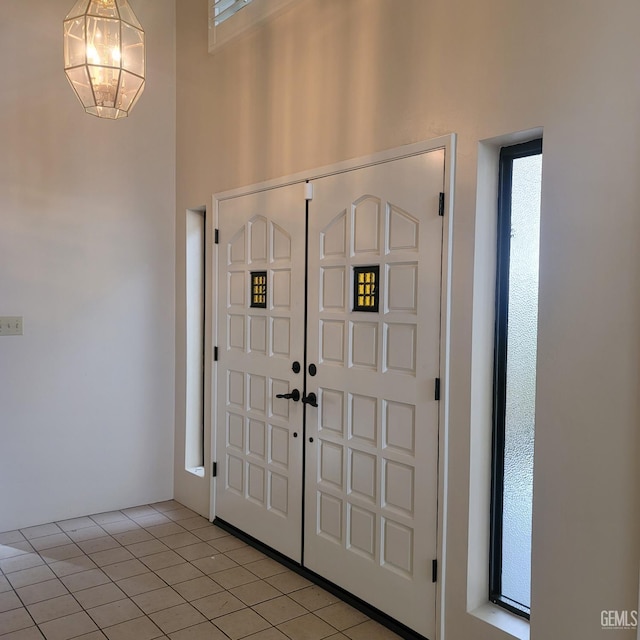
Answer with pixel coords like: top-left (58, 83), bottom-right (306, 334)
top-left (438, 192), bottom-right (445, 216)
top-left (305, 182), bottom-right (314, 200)
top-left (212, 462), bottom-right (217, 478)
top-left (214, 346), bottom-right (218, 361)
top-left (435, 377), bottom-right (441, 401)
top-left (432, 558), bottom-right (438, 582)
top-left (214, 228), bottom-right (219, 244)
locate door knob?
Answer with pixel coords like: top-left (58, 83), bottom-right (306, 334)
top-left (302, 392), bottom-right (318, 408)
top-left (276, 389), bottom-right (300, 402)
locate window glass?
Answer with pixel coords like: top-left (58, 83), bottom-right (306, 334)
top-left (491, 139), bottom-right (542, 617)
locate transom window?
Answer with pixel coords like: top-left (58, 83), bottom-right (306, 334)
top-left (213, 0), bottom-right (253, 26)
top-left (208, 0), bottom-right (299, 53)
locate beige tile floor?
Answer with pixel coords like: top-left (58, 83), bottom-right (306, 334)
top-left (0, 501), bottom-right (403, 640)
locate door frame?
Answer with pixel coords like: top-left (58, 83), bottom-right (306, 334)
top-left (209, 134), bottom-right (456, 639)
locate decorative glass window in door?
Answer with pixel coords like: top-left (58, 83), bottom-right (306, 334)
top-left (353, 266), bottom-right (379, 312)
top-left (251, 271), bottom-right (267, 308)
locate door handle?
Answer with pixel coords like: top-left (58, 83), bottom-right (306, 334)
top-left (276, 389), bottom-right (300, 402)
top-left (302, 392), bottom-right (318, 408)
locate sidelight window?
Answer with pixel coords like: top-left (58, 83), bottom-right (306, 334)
top-left (490, 138), bottom-right (542, 618)
top-left (185, 208), bottom-right (205, 475)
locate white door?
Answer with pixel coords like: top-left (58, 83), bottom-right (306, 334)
top-left (215, 183), bottom-right (306, 562)
top-left (214, 148), bottom-right (445, 637)
top-left (304, 151), bottom-right (444, 638)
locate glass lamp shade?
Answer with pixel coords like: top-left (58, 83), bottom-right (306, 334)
top-left (63, 0), bottom-right (145, 119)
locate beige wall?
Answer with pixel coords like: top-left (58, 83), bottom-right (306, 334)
top-left (0, 0), bottom-right (177, 530)
top-left (175, 1), bottom-right (640, 638)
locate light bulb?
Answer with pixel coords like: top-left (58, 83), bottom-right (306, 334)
top-left (86, 44), bottom-right (100, 64)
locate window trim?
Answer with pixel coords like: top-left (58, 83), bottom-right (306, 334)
top-left (489, 137), bottom-right (542, 620)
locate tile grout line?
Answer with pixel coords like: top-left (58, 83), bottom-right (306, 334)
top-left (2, 502), bottom-right (388, 640)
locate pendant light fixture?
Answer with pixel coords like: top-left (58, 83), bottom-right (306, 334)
top-left (63, 0), bottom-right (145, 119)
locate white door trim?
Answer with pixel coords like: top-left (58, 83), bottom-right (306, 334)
top-left (210, 134), bottom-right (456, 640)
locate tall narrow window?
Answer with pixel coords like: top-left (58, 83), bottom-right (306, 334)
top-left (490, 139), bottom-right (542, 618)
top-left (186, 208), bottom-right (205, 475)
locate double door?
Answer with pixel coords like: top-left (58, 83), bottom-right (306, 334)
top-left (214, 149), bottom-right (445, 638)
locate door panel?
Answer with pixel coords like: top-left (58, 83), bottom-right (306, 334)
top-left (305, 151), bottom-right (444, 638)
top-left (215, 183), bottom-right (306, 562)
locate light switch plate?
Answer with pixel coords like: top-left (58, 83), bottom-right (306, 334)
top-left (0, 316), bottom-right (23, 336)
